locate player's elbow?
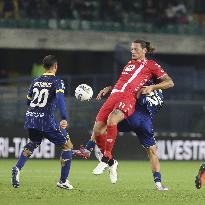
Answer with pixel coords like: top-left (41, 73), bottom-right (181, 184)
top-left (161, 75), bottom-right (174, 89)
top-left (169, 80), bottom-right (174, 88)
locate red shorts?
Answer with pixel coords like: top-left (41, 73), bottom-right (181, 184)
top-left (96, 92), bottom-right (136, 123)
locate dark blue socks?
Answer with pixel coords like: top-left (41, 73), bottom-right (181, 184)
top-left (16, 142), bottom-right (37, 170)
top-left (60, 150), bottom-right (72, 183)
top-left (153, 172), bottom-right (161, 182)
top-left (85, 140), bottom-right (96, 151)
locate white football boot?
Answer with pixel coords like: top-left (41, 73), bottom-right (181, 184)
top-left (109, 160), bottom-right (118, 184)
top-left (155, 182), bottom-right (168, 191)
top-left (57, 180), bottom-right (73, 190)
top-left (11, 167), bottom-right (20, 188)
top-left (92, 161), bottom-right (108, 175)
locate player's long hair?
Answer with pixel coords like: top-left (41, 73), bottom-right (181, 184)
top-left (133, 40), bottom-right (155, 53)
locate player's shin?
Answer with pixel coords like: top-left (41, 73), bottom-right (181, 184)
top-left (95, 134), bottom-right (106, 152)
top-left (60, 150), bottom-right (72, 183)
top-left (104, 125), bottom-right (118, 159)
top-left (12, 142), bottom-right (37, 188)
top-left (16, 142), bottom-right (37, 170)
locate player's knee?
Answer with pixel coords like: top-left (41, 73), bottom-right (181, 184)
top-left (107, 117), bottom-right (115, 125)
top-left (93, 121), bottom-right (106, 136)
top-left (147, 145), bottom-right (157, 158)
top-left (93, 126), bottom-right (104, 136)
top-left (60, 150), bottom-right (72, 166)
top-left (61, 140), bottom-right (73, 151)
top-left (60, 158), bottom-right (66, 167)
top-left (22, 142), bottom-right (38, 157)
top-left (23, 148), bottom-right (32, 157)
top-left (107, 110), bottom-right (124, 125)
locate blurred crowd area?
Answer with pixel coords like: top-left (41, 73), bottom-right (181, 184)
top-left (0, 0), bottom-right (204, 27)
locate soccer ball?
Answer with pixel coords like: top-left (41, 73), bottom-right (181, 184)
top-left (75, 84), bottom-right (93, 101)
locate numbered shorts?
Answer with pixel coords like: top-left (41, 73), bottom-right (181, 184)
top-left (96, 93), bottom-right (136, 123)
top-left (27, 128), bottom-right (70, 146)
top-left (118, 106), bottom-right (156, 148)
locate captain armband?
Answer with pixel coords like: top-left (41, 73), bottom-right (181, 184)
top-left (56, 89), bottom-right (64, 93)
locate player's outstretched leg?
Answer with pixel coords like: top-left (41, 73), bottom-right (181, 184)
top-left (195, 163), bottom-right (205, 189)
top-left (57, 150), bottom-right (73, 190)
top-left (72, 139), bottom-right (96, 159)
top-left (72, 146), bottom-right (91, 159)
top-left (11, 142), bottom-right (37, 188)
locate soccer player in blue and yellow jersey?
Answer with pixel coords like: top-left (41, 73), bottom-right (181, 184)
top-left (11, 55), bottom-right (73, 190)
top-left (74, 80), bottom-right (168, 190)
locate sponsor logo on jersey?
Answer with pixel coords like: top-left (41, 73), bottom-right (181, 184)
top-left (26, 111), bottom-right (45, 118)
top-left (124, 64), bottom-right (135, 72)
top-left (33, 82), bottom-right (52, 88)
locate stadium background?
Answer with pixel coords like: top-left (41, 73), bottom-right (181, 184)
top-left (0, 0), bottom-right (205, 160)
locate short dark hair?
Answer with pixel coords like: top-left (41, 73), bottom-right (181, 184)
top-left (42, 55), bottom-right (57, 69)
top-left (133, 39), bottom-right (155, 53)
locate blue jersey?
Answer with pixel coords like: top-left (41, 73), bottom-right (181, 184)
top-left (118, 82), bottom-right (164, 148)
top-left (138, 89), bottom-right (163, 118)
top-left (24, 73), bottom-right (68, 131)
top-left (137, 79), bottom-right (164, 117)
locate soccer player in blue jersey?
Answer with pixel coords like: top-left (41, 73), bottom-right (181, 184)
top-left (11, 55), bottom-right (73, 190)
top-left (74, 80), bottom-right (168, 190)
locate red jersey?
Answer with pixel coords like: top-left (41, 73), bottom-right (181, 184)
top-left (112, 59), bottom-right (167, 96)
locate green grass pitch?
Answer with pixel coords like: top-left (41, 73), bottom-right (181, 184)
top-left (0, 159), bottom-right (205, 205)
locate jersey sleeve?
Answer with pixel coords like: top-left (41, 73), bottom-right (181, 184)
top-left (56, 79), bottom-right (66, 93)
top-left (150, 61), bottom-right (167, 79)
top-left (55, 79), bottom-right (68, 120)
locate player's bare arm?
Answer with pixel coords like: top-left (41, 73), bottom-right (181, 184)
top-left (141, 74), bottom-right (174, 94)
top-left (96, 86), bottom-right (113, 100)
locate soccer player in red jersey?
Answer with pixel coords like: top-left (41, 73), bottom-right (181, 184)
top-left (91, 39), bottom-right (174, 177)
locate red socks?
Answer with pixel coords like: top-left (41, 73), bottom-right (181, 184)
top-left (104, 125), bottom-right (118, 159)
top-left (95, 125), bottom-right (118, 159)
top-left (95, 134), bottom-right (106, 153)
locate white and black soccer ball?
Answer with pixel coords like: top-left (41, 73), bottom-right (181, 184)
top-left (75, 84), bottom-right (93, 101)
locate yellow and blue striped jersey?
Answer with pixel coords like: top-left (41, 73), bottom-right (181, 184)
top-left (24, 73), bottom-right (68, 131)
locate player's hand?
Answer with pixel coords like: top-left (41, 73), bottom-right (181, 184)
top-left (141, 85), bottom-right (154, 95)
top-left (60, 120), bottom-right (68, 129)
top-left (96, 86), bottom-right (112, 100)
top-left (91, 135), bottom-right (96, 142)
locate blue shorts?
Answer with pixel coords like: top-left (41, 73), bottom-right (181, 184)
top-left (118, 106), bottom-right (156, 148)
top-left (28, 128), bottom-right (69, 146)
